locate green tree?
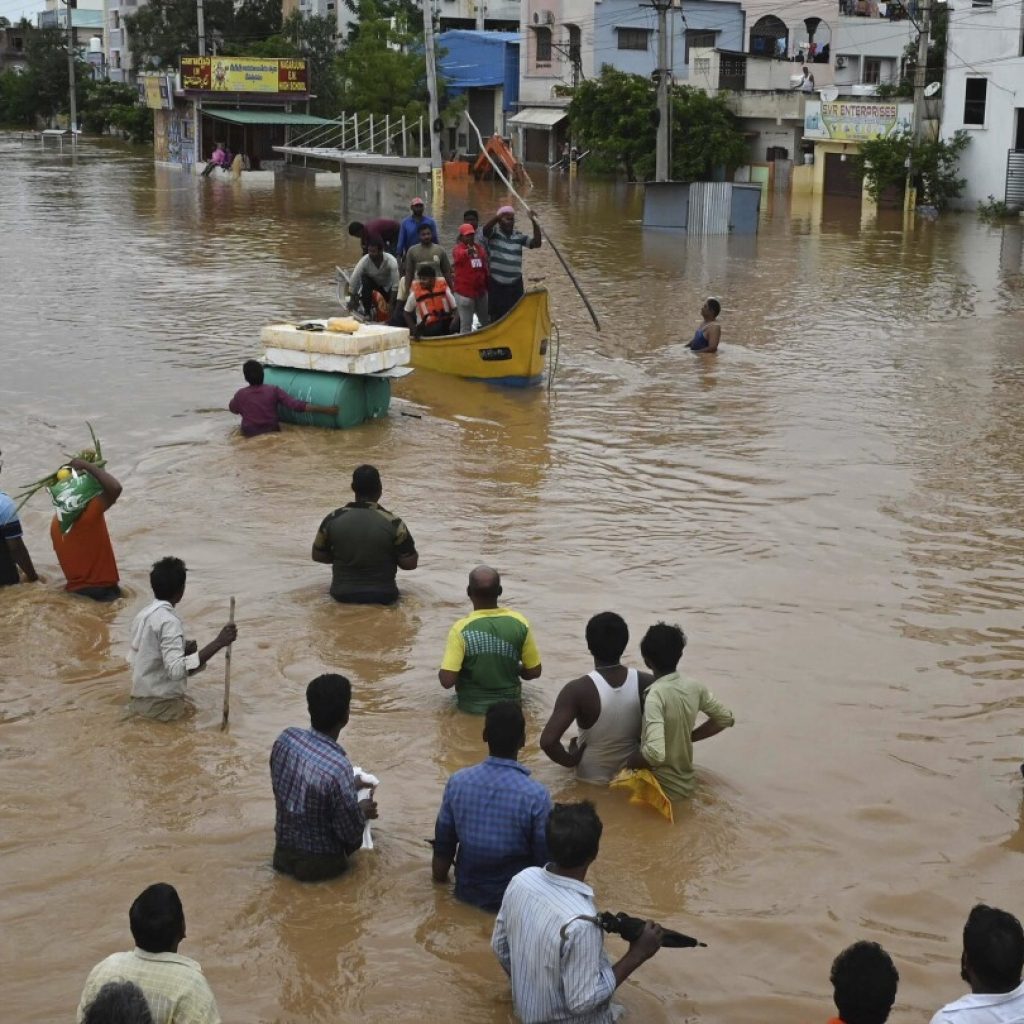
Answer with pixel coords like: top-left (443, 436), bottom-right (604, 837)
top-left (568, 66), bottom-right (657, 180)
top-left (125, 0), bottom-right (234, 70)
top-left (855, 129), bottom-right (969, 209)
top-left (278, 11), bottom-right (341, 116)
top-left (569, 66), bottom-right (747, 181)
top-left (671, 85), bottom-right (749, 181)
top-left (336, 9), bottom-right (429, 122)
top-left (0, 69), bottom-right (38, 125)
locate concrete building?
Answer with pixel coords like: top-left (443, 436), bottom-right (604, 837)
top-left (516, 0), bottom-right (593, 162)
top-left (104, 0), bottom-right (142, 83)
top-left (0, 23), bottom-right (31, 73)
top-left (38, 1), bottom-right (106, 77)
top-left (941, 0), bottom-right (1024, 208)
top-left (591, 0), bottom-right (743, 84)
top-left (437, 0), bottom-right (519, 32)
top-left (437, 29), bottom-right (519, 153)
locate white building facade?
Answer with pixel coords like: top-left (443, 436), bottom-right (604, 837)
top-left (941, 0), bottom-right (1024, 208)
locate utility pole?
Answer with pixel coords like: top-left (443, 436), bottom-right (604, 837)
top-left (421, 0), bottom-right (444, 200)
top-left (651, 0), bottom-right (672, 181)
top-left (65, 0), bottom-right (78, 141)
top-left (910, 0), bottom-right (930, 144)
top-left (907, 0), bottom-right (931, 205)
top-left (197, 0), bottom-right (206, 56)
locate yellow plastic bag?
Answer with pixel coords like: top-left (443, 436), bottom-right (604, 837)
top-left (610, 769), bottom-right (674, 823)
top-left (326, 317), bottom-right (361, 334)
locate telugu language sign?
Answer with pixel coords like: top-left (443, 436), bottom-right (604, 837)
top-left (180, 57), bottom-right (308, 94)
top-left (804, 100), bottom-right (912, 142)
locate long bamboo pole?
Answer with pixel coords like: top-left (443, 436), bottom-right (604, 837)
top-left (220, 597), bottom-right (235, 731)
top-left (465, 113), bottom-right (601, 332)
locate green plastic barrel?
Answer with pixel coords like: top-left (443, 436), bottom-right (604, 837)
top-left (263, 366), bottom-right (392, 430)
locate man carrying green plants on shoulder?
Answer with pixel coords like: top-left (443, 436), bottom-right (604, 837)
top-left (50, 458), bottom-right (123, 602)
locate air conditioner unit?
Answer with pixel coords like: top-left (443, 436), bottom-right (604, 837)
top-left (835, 56), bottom-right (846, 69)
top-left (543, 9), bottom-right (556, 25)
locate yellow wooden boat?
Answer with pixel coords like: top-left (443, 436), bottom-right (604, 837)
top-left (410, 287), bottom-right (550, 386)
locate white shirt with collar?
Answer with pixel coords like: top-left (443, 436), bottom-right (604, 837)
top-left (129, 599), bottom-right (201, 700)
top-left (492, 865), bottom-right (618, 1024)
top-left (930, 979), bottom-right (1024, 1024)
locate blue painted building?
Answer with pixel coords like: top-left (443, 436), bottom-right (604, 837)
top-left (592, 0), bottom-right (744, 83)
top-left (437, 30), bottom-right (520, 154)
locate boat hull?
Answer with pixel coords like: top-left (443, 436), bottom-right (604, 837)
top-left (409, 288), bottom-right (550, 386)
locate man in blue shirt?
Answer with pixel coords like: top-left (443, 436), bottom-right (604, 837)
top-left (432, 700), bottom-right (551, 911)
top-left (396, 197), bottom-right (439, 259)
top-left (270, 674), bottom-right (379, 882)
top-left (0, 448), bottom-right (39, 585)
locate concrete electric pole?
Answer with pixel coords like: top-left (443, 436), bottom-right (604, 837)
top-left (421, 0), bottom-right (444, 197)
top-left (907, 0), bottom-right (931, 205)
top-left (651, 0), bottom-right (672, 181)
top-left (64, 0), bottom-right (77, 142)
top-left (910, 0), bottom-right (931, 144)
top-left (197, 0), bottom-right (206, 56)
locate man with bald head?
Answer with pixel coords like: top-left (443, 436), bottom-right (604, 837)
top-left (438, 566), bottom-right (542, 713)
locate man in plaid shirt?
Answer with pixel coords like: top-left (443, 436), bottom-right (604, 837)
top-left (270, 674), bottom-right (378, 882)
top-left (432, 701), bottom-right (551, 911)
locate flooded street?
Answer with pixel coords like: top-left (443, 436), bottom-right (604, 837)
top-left (2, 136), bottom-right (1024, 1023)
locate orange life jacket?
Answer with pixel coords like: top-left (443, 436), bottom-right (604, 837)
top-left (411, 280), bottom-right (455, 325)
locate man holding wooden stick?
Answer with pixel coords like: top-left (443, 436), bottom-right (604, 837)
top-left (483, 206), bottom-right (542, 322)
top-left (128, 557), bottom-right (237, 722)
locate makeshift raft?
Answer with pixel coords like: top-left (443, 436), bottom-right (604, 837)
top-left (259, 319), bottom-right (412, 430)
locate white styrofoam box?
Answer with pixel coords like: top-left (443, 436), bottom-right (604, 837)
top-left (260, 322), bottom-right (410, 356)
top-left (263, 345), bottom-right (412, 376)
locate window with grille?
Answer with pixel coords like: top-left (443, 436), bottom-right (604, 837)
top-left (617, 28), bottom-right (650, 50)
top-left (864, 57), bottom-right (882, 84)
top-left (534, 26), bottom-right (552, 63)
top-left (685, 30), bottom-right (716, 62)
top-left (964, 77), bottom-right (987, 125)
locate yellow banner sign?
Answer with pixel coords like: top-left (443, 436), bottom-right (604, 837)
top-left (180, 57), bottom-right (308, 94)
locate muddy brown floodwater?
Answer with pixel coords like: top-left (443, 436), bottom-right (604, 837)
top-left (2, 136), bottom-right (1024, 1024)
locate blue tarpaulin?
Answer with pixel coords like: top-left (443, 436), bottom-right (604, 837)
top-left (437, 30), bottom-right (520, 112)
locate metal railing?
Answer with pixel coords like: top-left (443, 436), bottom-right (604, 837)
top-left (286, 112), bottom-right (428, 158)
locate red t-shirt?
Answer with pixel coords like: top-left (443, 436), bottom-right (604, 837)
top-left (50, 496), bottom-right (119, 591)
top-left (451, 241), bottom-right (489, 299)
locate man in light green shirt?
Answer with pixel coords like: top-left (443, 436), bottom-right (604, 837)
top-left (627, 622), bottom-right (734, 800)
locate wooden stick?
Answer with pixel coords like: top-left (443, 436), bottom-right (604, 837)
top-left (466, 114), bottom-right (601, 332)
top-left (220, 596), bottom-right (235, 732)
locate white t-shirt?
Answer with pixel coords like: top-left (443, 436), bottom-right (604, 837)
top-left (930, 979), bottom-right (1024, 1024)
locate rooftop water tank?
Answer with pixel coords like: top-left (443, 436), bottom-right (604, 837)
top-left (89, 35), bottom-right (102, 53)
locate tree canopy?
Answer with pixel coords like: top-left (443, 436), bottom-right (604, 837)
top-left (568, 65), bottom-right (748, 181)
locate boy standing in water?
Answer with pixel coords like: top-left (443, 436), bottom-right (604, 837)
top-left (687, 298), bottom-right (722, 353)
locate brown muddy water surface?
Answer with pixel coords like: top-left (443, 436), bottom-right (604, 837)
top-left (2, 137), bottom-right (1024, 1023)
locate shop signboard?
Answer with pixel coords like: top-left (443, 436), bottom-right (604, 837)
top-left (804, 100), bottom-right (912, 142)
top-left (180, 57), bottom-right (309, 94)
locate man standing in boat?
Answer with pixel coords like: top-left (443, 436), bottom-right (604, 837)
top-left (482, 205), bottom-right (541, 322)
top-left (396, 198), bottom-right (439, 259)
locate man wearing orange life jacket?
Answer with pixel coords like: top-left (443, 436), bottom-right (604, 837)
top-left (403, 263), bottom-right (458, 339)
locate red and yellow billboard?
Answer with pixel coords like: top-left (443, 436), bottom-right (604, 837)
top-left (180, 57), bottom-right (308, 94)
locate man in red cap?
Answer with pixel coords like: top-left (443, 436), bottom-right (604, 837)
top-left (451, 223), bottom-right (490, 334)
top-left (482, 205), bottom-right (541, 321)
top-left (397, 197), bottom-right (439, 259)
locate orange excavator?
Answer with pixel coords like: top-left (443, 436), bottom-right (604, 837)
top-left (471, 133), bottom-right (532, 187)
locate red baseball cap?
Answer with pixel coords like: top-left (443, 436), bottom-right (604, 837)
top-left (458, 223), bottom-right (476, 236)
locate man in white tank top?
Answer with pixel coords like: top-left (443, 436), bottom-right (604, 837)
top-left (540, 612), bottom-right (653, 785)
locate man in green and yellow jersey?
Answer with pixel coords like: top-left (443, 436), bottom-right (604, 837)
top-left (439, 566), bottom-right (542, 714)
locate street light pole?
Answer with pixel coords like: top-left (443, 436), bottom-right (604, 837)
top-left (652, 0), bottom-right (672, 181)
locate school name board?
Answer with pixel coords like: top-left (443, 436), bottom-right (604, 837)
top-left (180, 57), bottom-right (309, 95)
top-left (803, 100), bottom-right (913, 142)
